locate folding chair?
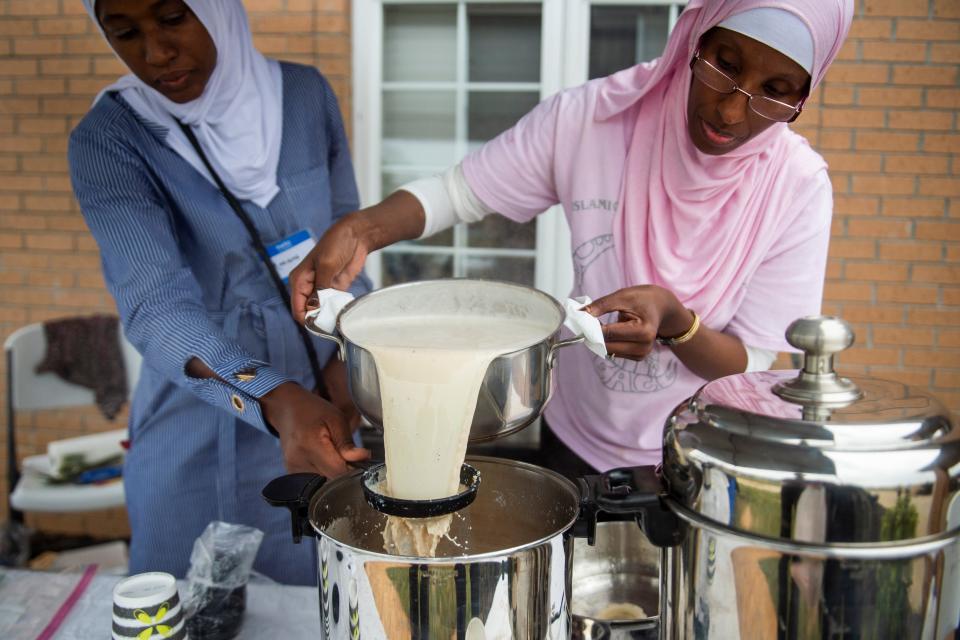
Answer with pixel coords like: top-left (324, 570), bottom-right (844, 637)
top-left (5, 318), bottom-right (141, 521)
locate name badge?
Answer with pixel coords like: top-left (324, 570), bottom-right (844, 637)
top-left (267, 229), bottom-right (316, 284)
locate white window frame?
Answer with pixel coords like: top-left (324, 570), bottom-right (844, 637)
top-left (351, 0), bottom-right (684, 300)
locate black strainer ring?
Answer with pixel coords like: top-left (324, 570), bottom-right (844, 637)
top-left (361, 462), bottom-right (481, 518)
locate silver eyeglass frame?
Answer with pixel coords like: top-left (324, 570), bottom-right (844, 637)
top-left (689, 50), bottom-right (806, 123)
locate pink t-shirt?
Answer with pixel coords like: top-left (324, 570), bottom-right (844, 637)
top-left (462, 79), bottom-right (832, 471)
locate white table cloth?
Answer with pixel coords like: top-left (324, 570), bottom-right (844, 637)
top-left (0, 568), bottom-right (319, 640)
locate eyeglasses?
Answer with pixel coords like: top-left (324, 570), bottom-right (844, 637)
top-left (689, 52), bottom-right (805, 123)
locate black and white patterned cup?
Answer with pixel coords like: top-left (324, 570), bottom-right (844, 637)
top-left (112, 572), bottom-right (188, 640)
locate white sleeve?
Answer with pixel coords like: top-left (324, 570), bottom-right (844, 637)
top-left (744, 344), bottom-right (778, 372)
top-left (398, 164), bottom-right (496, 239)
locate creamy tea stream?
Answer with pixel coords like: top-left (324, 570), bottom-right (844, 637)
top-left (345, 313), bottom-right (555, 555)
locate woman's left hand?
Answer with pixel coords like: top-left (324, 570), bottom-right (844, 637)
top-left (263, 382), bottom-right (370, 477)
top-left (583, 285), bottom-right (691, 360)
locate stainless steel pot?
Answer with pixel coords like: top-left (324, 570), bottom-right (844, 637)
top-left (661, 501), bottom-right (959, 639)
top-left (303, 279), bottom-right (583, 442)
top-left (571, 521), bottom-right (660, 640)
top-left (623, 316), bottom-right (960, 640)
top-left (265, 457), bottom-right (578, 639)
top-left (262, 457), bottom-right (671, 639)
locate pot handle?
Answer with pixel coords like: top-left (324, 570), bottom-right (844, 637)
top-left (548, 335), bottom-right (585, 369)
top-left (262, 473), bottom-right (327, 544)
top-left (303, 307), bottom-right (346, 360)
top-left (575, 466), bottom-right (685, 548)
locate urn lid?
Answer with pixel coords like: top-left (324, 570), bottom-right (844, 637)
top-left (662, 316), bottom-right (960, 545)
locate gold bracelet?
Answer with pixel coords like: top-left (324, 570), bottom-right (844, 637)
top-left (657, 309), bottom-right (700, 347)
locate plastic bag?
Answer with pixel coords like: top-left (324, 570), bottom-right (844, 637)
top-left (0, 521), bottom-right (30, 567)
top-left (183, 521), bottom-right (264, 640)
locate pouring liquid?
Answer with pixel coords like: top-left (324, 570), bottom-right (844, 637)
top-left (346, 313), bottom-right (553, 556)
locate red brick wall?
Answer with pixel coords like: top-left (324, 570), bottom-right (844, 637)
top-left (787, 0), bottom-right (960, 413)
top-left (0, 0), bottom-right (958, 538)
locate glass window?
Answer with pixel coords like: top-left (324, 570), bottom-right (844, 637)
top-left (381, 252), bottom-right (454, 287)
top-left (468, 214), bottom-right (537, 250)
top-left (468, 5), bottom-right (541, 83)
top-left (465, 255), bottom-right (536, 286)
top-left (377, 3), bottom-right (543, 287)
top-left (589, 5), bottom-right (671, 79)
top-left (382, 90), bottom-right (457, 168)
top-left (383, 5), bottom-right (457, 82)
top-left (467, 90), bottom-right (540, 151)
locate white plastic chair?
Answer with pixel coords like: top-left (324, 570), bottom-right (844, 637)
top-left (5, 318), bottom-right (142, 519)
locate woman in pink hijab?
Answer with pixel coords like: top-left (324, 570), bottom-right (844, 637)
top-left (293, 0), bottom-right (854, 475)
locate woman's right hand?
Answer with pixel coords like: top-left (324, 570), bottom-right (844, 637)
top-left (290, 212), bottom-right (372, 321)
top-left (289, 190), bottom-right (428, 322)
top-left (261, 382), bottom-right (370, 477)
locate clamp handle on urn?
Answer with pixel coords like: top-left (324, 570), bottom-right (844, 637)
top-left (262, 473), bottom-right (327, 543)
top-left (574, 466), bottom-right (685, 548)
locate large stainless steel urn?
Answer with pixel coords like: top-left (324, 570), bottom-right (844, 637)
top-left (647, 316), bottom-right (960, 639)
top-left (264, 456), bottom-right (655, 639)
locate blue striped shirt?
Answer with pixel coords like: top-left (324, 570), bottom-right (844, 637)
top-left (69, 62), bottom-right (370, 585)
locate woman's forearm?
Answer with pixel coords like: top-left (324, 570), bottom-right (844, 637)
top-left (291, 189), bottom-right (429, 311)
top-left (586, 285), bottom-right (748, 381)
top-left (354, 190), bottom-right (427, 250)
top-left (669, 324), bottom-right (748, 381)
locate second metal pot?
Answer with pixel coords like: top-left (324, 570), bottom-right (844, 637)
top-left (304, 279), bottom-right (583, 442)
top-left (572, 521), bottom-right (660, 640)
top-left (652, 316), bottom-right (960, 639)
top-left (262, 456), bottom-right (676, 639)
top-left (264, 456), bottom-right (581, 639)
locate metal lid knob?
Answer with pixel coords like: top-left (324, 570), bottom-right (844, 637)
top-left (773, 316), bottom-right (862, 406)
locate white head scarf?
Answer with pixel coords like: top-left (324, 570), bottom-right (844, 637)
top-left (82, 0), bottom-right (283, 208)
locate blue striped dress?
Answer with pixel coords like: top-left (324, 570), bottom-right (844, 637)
top-left (68, 62), bottom-right (370, 586)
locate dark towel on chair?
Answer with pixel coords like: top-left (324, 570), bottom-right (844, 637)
top-left (36, 315), bottom-right (128, 420)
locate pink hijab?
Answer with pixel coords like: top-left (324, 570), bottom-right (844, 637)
top-left (602, 0), bottom-right (853, 326)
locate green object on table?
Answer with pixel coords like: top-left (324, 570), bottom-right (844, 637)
top-left (48, 453), bottom-right (124, 484)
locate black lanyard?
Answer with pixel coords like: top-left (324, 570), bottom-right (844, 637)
top-left (177, 120), bottom-right (328, 400)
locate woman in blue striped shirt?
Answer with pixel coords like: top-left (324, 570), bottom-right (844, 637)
top-left (69, 0), bottom-right (370, 585)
